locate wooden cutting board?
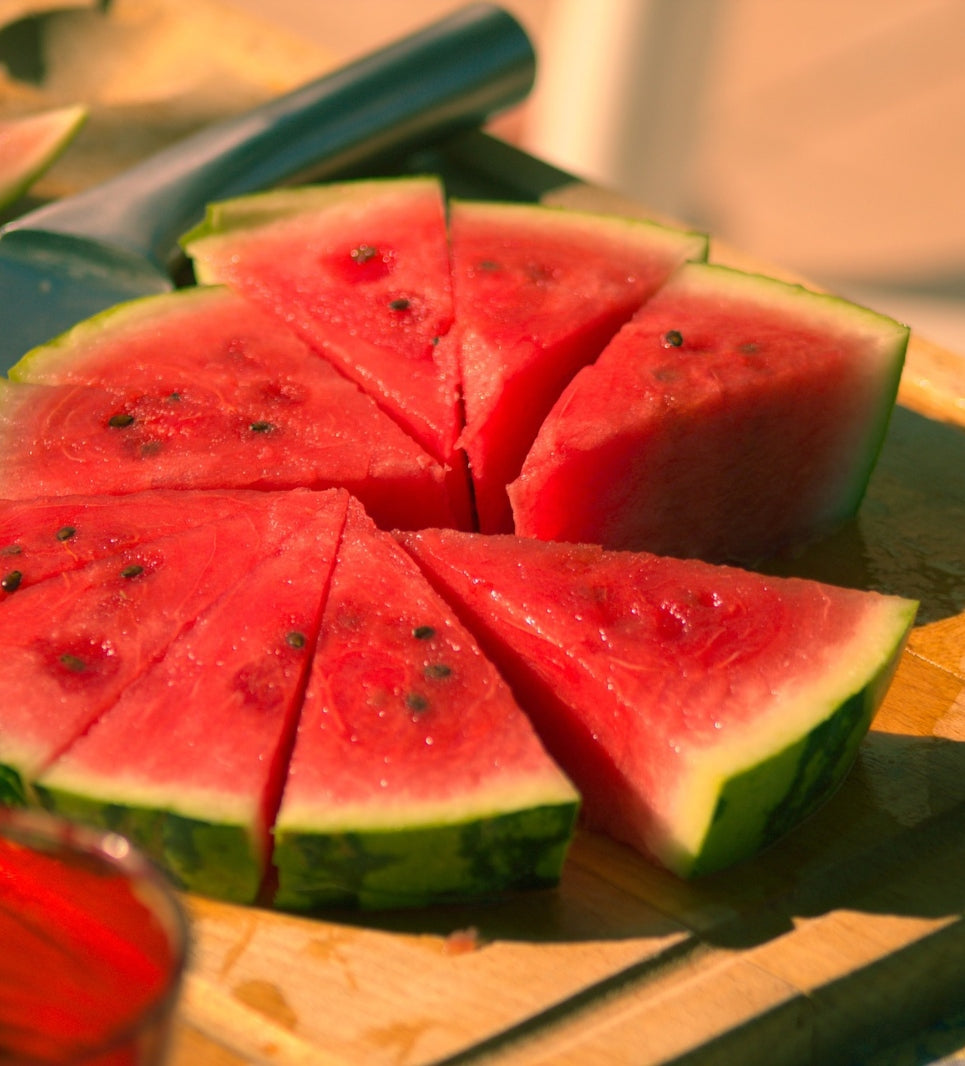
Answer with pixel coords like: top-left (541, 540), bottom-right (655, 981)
top-left (164, 134), bottom-right (965, 1066)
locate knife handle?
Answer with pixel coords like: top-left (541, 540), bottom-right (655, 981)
top-left (7, 2), bottom-right (534, 270)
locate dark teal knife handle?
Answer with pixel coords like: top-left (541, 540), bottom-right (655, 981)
top-left (6, 3), bottom-right (534, 270)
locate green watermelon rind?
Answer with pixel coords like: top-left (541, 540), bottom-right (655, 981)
top-left (35, 780), bottom-right (263, 905)
top-left (272, 800), bottom-right (578, 911)
top-left (665, 594), bottom-right (916, 877)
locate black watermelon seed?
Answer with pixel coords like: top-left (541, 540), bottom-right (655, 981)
top-left (55, 526), bottom-right (76, 541)
top-left (249, 421), bottom-right (275, 433)
top-left (120, 564), bottom-right (144, 579)
top-left (424, 663), bottom-right (452, 680)
top-left (412, 625), bottom-right (435, 640)
top-left (662, 330), bottom-right (684, 348)
top-left (59, 653), bottom-right (86, 673)
top-left (388, 297), bottom-right (411, 311)
top-left (406, 692), bottom-right (429, 712)
top-left (1, 570), bottom-right (22, 592)
top-left (1, 544), bottom-right (22, 555)
top-left (286, 631), bottom-right (306, 649)
top-left (108, 413), bottom-right (135, 428)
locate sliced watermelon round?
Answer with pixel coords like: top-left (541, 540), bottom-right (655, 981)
top-left (398, 528), bottom-right (916, 877)
top-left (0, 176), bottom-right (918, 907)
top-left (0, 105), bottom-right (87, 209)
top-left (509, 262), bottom-right (910, 564)
top-left (446, 199), bottom-right (708, 532)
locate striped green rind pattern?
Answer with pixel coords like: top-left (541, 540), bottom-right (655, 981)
top-left (35, 786), bottom-right (262, 905)
top-left (273, 801), bottom-right (578, 911)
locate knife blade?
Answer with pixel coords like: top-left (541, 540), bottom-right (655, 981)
top-left (0, 2), bottom-right (534, 371)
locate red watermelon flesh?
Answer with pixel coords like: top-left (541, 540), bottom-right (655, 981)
top-left (6, 286), bottom-right (463, 531)
top-left (180, 179), bottom-right (464, 472)
top-left (509, 261), bottom-right (910, 564)
top-left (0, 488), bottom-right (284, 601)
top-left (0, 498), bottom-right (323, 792)
top-left (273, 497), bottom-right (578, 910)
top-left (447, 200), bottom-right (707, 533)
top-left (36, 490), bottom-right (349, 904)
top-left (398, 528), bottom-right (916, 877)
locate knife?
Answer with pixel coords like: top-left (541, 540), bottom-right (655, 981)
top-left (0, 2), bottom-right (535, 371)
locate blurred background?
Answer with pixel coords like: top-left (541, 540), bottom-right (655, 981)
top-left (225, 0), bottom-right (965, 357)
top-left (2, 0), bottom-right (963, 356)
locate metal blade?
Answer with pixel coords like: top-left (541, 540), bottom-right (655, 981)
top-left (0, 231), bottom-right (172, 372)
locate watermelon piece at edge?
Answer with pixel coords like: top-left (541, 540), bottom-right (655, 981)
top-left (273, 498), bottom-right (579, 910)
top-left (448, 199), bottom-right (708, 533)
top-left (509, 262), bottom-right (910, 564)
top-left (397, 528), bottom-right (917, 878)
top-left (0, 105), bottom-right (87, 209)
top-left (35, 489), bottom-right (349, 904)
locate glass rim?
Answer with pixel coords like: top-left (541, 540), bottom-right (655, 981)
top-left (0, 805), bottom-right (191, 1065)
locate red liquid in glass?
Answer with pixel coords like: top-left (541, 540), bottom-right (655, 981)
top-left (0, 832), bottom-right (180, 1065)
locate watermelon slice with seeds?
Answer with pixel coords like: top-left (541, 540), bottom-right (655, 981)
top-left (509, 261), bottom-right (910, 564)
top-left (0, 502), bottom-right (323, 801)
top-left (180, 179), bottom-right (467, 491)
top-left (447, 199), bottom-right (708, 532)
top-left (398, 528), bottom-right (917, 877)
top-left (36, 489), bottom-right (349, 904)
top-left (273, 498), bottom-right (578, 910)
top-left (4, 286), bottom-right (462, 530)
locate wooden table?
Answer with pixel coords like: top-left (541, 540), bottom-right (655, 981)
top-left (163, 132), bottom-right (965, 1066)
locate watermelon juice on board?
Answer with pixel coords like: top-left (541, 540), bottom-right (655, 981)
top-left (0, 809), bottom-right (188, 1065)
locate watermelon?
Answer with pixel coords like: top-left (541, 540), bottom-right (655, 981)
top-left (509, 262), bottom-right (910, 564)
top-left (35, 490), bottom-right (349, 904)
top-left (446, 199), bottom-right (708, 532)
top-left (398, 528), bottom-right (917, 877)
top-left (179, 177), bottom-right (471, 512)
top-left (0, 175), bottom-right (916, 906)
top-left (0, 491), bottom-right (337, 802)
top-left (0, 105), bottom-right (87, 209)
top-left (0, 488), bottom-right (284, 600)
top-left (5, 286), bottom-right (463, 531)
top-left (273, 497), bottom-right (578, 910)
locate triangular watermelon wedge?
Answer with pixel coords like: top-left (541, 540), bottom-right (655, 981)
top-left (397, 528), bottom-right (917, 878)
top-left (6, 286), bottom-right (462, 530)
top-left (36, 489), bottom-right (349, 904)
top-left (273, 498), bottom-right (578, 910)
top-left (180, 179), bottom-right (466, 482)
top-left (0, 105), bottom-right (87, 209)
top-left (448, 199), bottom-right (707, 532)
top-left (509, 262), bottom-right (910, 563)
top-left (0, 492), bottom-right (334, 801)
